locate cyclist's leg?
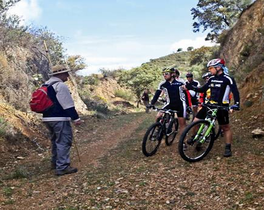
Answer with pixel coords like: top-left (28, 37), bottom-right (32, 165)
top-left (175, 105), bottom-right (186, 135)
top-left (156, 111), bottom-right (163, 122)
top-left (191, 97), bottom-right (199, 118)
top-left (178, 117), bottom-right (186, 136)
top-left (218, 109), bottom-right (232, 157)
top-left (191, 107), bottom-right (207, 135)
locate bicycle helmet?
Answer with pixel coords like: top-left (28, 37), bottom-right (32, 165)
top-left (170, 67), bottom-right (180, 76)
top-left (202, 72), bottom-right (212, 79)
top-left (207, 58), bottom-right (224, 68)
top-left (162, 67), bottom-right (174, 73)
top-left (186, 72), bottom-right (193, 78)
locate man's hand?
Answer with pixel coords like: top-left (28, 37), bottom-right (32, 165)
top-left (146, 104), bottom-right (154, 109)
top-left (181, 85), bottom-right (187, 90)
top-left (73, 119), bottom-right (82, 126)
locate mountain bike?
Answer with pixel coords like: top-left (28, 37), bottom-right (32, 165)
top-left (178, 103), bottom-right (229, 162)
top-left (142, 106), bottom-right (179, 157)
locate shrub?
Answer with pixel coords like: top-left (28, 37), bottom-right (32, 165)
top-left (81, 97), bottom-right (109, 115)
top-left (8, 166), bottom-right (29, 179)
top-left (83, 74), bottom-right (100, 86)
top-left (114, 89), bottom-right (134, 101)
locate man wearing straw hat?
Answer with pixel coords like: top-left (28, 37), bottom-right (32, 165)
top-left (43, 65), bottom-right (81, 176)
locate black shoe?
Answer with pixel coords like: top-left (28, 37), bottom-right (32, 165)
top-left (56, 166), bottom-right (78, 176)
top-left (223, 147), bottom-right (232, 157)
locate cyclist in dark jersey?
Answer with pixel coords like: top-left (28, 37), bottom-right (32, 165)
top-left (186, 58), bottom-right (240, 157)
top-left (148, 68), bottom-right (188, 135)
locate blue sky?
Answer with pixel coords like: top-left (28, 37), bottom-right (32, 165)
top-left (8, 0), bottom-right (216, 75)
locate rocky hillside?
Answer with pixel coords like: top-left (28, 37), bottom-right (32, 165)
top-left (219, 0), bottom-right (264, 127)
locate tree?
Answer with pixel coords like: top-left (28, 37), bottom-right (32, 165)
top-left (66, 55), bottom-right (86, 74)
top-left (118, 64), bottom-right (160, 101)
top-left (177, 48), bottom-right (183, 53)
top-left (191, 0), bottom-right (254, 41)
top-left (0, 0), bottom-right (21, 14)
top-left (189, 46), bottom-right (218, 66)
top-left (187, 46), bottom-right (194, 51)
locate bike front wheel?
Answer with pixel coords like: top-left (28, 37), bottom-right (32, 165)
top-left (178, 120), bottom-right (215, 162)
top-left (142, 122), bottom-right (163, 157)
top-left (165, 118), bottom-right (179, 146)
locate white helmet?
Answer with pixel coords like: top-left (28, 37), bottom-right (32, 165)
top-left (207, 58), bottom-right (225, 68)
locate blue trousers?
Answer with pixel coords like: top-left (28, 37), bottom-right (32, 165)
top-left (45, 121), bottom-right (73, 171)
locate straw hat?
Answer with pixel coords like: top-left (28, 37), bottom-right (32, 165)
top-left (48, 65), bottom-right (71, 76)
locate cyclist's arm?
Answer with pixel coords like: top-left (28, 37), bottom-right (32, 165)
top-left (185, 90), bottom-right (192, 107)
top-left (187, 82), bottom-right (209, 93)
top-left (230, 78), bottom-right (240, 105)
top-left (150, 90), bottom-right (162, 105)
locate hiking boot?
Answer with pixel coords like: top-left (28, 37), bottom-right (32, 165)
top-left (223, 147), bottom-right (232, 157)
top-left (56, 166), bottom-right (78, 176)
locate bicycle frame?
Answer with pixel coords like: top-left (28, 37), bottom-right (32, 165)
top-left (193, 107), bottom-right (218, 143)
top-left (155, 109), bottom-right (176, 133)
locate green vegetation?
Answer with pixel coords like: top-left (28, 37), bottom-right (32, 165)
top-left (191, 0), bottom-right (254, 41)
top-left (82, 74), bottom-right (100, 86)
top-left (114, 89), bottom-right (134, 101)
top-left (117, 45), bottom-right (220, 95)
top-left (118, 64), bottom-right (161, 101)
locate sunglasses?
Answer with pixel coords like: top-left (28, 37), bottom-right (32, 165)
top-left (163, 72), bottom-right (170, 76)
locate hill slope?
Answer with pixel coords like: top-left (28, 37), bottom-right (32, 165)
top-left (219, 0), bottom-right (264, 127)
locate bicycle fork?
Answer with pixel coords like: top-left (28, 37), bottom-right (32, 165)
top-left (194, 119), bottom-right (215, 143)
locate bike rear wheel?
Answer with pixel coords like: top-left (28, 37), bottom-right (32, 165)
top-left (165, 118), bottom-right (179, 146)
top-left (142, 122), bottom-right (163, 157)
top-left (178, 120), bottom-right (215, 162)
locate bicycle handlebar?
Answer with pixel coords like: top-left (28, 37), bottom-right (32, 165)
top-left (201, 103), bottom-right (230, 111)
top-left (148, 105), bottom-right (178, 113)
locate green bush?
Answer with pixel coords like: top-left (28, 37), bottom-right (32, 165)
top-left (114, 89), bottom-right (134, 101)
top-left (83, 74), bottom-right (100, 86)
top-left (81, 97), bottom-right (109, 115)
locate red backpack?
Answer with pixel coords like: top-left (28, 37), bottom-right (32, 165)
top-left (29, 81), bottom-right (58, 113)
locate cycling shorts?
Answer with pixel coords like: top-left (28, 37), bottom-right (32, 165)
top-left (162, 104), bottom-right (185, 118)
top-left (195, 106), bottom-right (229, 125)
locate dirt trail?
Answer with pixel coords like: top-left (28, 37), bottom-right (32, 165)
top-left (0, 113), bottom-right (147, 209)
top-left (73, 113), bottom-right (146, 167)
top-left (1, 111), bottom-right (264, 210)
